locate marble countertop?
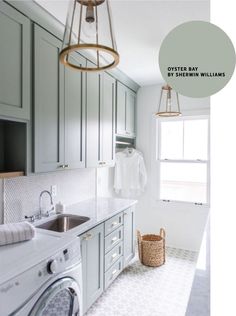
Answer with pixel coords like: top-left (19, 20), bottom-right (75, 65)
top-left (36, 197), bottom-right (137, 237)
top-left (0, 198), bottom-right (136, 285)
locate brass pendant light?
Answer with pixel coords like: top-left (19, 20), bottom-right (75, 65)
top-left (60, 0), bottom-right (119, 72)
top-left (155, 84), bottom-right (181, 117)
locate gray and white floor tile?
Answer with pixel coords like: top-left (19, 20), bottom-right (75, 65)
top-left (86, 247), bottom-right (198, 316)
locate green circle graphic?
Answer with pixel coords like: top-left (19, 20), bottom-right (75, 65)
top-left (159, 21), bottom-right (236, 98)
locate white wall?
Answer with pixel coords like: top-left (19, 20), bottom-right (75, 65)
top-left (136, 84), bottom-right (210, 251)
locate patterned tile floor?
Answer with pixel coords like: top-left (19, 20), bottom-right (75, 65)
top-left (86, 247), bottom-right (198, 316)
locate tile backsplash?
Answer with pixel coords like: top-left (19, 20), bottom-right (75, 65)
top-left (0, 168), bottom-right (96, 224)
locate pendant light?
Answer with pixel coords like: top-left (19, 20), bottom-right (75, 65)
top-left (60, 0), bottom-right (119, 72)
top-left (155, 84), bottom-right (181, 117)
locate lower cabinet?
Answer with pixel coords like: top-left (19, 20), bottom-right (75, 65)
top-left (81, 223), bottom-right (104, 314)
top-left (123, 207), bottom-right (135, 267)
top-left (80, 206), bottom-right (136, 315)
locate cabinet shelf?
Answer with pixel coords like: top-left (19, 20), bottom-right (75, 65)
top-left (0, 171), bottom-right (24, 179)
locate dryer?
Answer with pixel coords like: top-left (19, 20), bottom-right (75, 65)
top-left (0, 234), bottom-right (82, 316)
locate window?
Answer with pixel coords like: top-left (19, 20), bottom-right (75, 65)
top-left (158, 117), bottom-right (209, 204)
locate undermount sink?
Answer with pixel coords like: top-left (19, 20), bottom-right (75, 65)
top-left (37, 214), bottom-right (90, 232)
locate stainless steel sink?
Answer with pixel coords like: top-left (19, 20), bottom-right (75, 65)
top-left (37, 214), bottom-right (90, 232)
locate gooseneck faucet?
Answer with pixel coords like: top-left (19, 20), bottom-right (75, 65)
top-left (39, 190), bottom-right (54, 218)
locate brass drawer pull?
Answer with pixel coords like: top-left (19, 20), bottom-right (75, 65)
top-left (84, 233), bottom-right (93, 240)
top-left (99, 162), bottom-right (106, 165)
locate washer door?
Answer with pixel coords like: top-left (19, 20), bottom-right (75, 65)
top-left (29, 277), bottom-right (81, 316)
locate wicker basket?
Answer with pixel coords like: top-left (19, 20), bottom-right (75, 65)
top-left (137, 228), bottom-right (166, 267)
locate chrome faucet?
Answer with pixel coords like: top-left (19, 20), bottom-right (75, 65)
top-left (39, 190), bottom-right (55, 218)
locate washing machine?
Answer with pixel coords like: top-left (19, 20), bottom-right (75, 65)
top-left (0, 234), bottom-right (82, 316)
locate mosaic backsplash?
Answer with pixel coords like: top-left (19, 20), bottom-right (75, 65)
top-left (1, 168), bottom-right (96, 223)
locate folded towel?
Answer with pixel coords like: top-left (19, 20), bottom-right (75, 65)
top-left (0, 222), bottom-right (36, 246)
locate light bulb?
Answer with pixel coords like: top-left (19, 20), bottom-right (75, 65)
top-left (83, 4), bottom-right (96, 39)
top-left (167, 97), bottom-right (171, 111)
top-left (167, 89), bottom-right (171, 111)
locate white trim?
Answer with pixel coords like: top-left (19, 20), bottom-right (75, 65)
top-left (159, 159), bottom-right (208, 163)
top-left (156, 199), bottom-right (210, 208)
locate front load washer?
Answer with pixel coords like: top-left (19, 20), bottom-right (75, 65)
top-left (0, 235), bottom-right (82, 316)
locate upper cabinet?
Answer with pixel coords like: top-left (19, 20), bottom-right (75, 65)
top-left (100, 73), bottom-right (116, 166)
top-left (86, 68), bottom-right (115, 168)
top-left (86, 63), bottom-right (101, 168)
top-left (0, 2), bottom-right (30, 120)
top-left (116, 82), bottom-right (136, 137)
top-left (34, 25), bottom-right (65, 173)
top-left (64, 53), bottom-right (86, 169)
top-left (33, 25), bottom-right (86, 173)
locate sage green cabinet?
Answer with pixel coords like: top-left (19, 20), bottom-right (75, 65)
top-left (0, 2), bottom-right (30, 120)
top-left (126, 90), bottom-right (136, 136)
top-left (34, 25), bottom-right (64, 172)
top-left (123, 207), bottom-right (135, 268)
top-left (100, 73), bottom-right (115, 166)
top-left (81, 223), bottom-right (104, 314)
top-left (34, 25), bottom-right (86, 172)
top-left (86, 63), bottom-right (101, 168)
top-left (86, 69), bottom-right (115, 168)
top-left (65, 53), bottom-right (86, 169)
top-left (116, 82), bottom-right (136, 137)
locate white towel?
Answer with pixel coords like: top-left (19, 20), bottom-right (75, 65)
top-left (0, 222), bottom-right (36, 246)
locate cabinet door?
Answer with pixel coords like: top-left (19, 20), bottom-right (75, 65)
top-left (126, 89), bottom-right (136, 136)
top-left (81, 223), bottom-right (104, 313)
top-left (34, 25), bottom-right (64, 172)
top-left (86, 61), bottom-right (101, 168)
top-left (0, 2), bottom-right (30, 120)
top-left (65, 53), bottom-right (86, 169)
top-left (123, 207), bottom-right (135, 267)
top-left (116, 82), bottom-right (126, 135)
top-left (100, 73), bottom-right (115, 166)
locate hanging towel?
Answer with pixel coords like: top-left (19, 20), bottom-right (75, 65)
top-left (114, 148), bottom-right (147, 198)
top-left (0, 222), bottom-right (36, 246)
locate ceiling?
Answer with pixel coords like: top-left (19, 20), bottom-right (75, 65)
top-left (35, 0), bottom-right (210, 86)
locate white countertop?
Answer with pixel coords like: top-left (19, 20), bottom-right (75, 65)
top-left (0, 197), bottom-right (137, 284)
top-left (36, 197), bottom-right (137, 237)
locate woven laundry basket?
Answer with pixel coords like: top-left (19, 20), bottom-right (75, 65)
top-left (137, 228), bottom-right (166, 267)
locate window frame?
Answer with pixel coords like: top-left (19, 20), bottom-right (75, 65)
top-left (157, 115), bottom-right (210, 206)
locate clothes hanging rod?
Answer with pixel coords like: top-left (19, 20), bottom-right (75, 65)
top-left (116, 141), bottom-right (133, 145)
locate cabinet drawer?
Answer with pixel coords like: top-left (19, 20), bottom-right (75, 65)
top-left (105, 213), bottom-right (123, 236)
top-left (105, 242), bottom-right (123, 272)
top-left (105, 257), bottom-right (123, 290)
top-left (105, 226), bottom-right (123, 254)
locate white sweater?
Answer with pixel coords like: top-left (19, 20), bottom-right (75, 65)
top-left (114, 148), bottom-right (147, 198)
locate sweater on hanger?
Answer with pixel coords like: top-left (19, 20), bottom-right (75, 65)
top-left (114, 148), bottom-right (147, 198)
